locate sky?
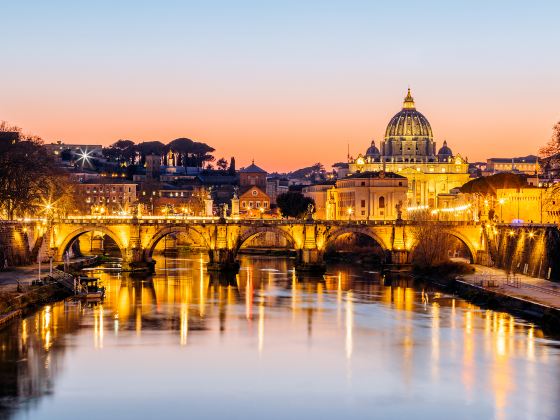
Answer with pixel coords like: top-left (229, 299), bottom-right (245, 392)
top-left (1, 0), bottom-right (560, 172)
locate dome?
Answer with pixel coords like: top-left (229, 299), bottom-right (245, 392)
top-left (365, 140), bottom-right (380, 158)
top-left (437, 140), bottom-right (453, 157)
top-left (384, 89), bottom-right (433, 139)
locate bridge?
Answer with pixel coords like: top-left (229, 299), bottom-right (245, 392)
top-left (41, 216), bottom-right (489, 272)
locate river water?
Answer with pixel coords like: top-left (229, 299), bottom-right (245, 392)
top-left (1, 255), bottom-right (559, 420)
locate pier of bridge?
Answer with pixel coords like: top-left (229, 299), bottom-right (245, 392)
top-left (37, 217), bottom-right (489, 273)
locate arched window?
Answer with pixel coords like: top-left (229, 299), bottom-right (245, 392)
top-left (379, 196), bottom-right (385, 209)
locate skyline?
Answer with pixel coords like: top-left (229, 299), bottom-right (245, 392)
top-left (2, 1), bottom-right (560, 171)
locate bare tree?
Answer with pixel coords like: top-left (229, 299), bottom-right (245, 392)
top-left (409, 210), bottom-right (453, 268)
top-left (0, 135), bottom-right (74, 219)
top-left (539, 121), bottom-right (560, 159)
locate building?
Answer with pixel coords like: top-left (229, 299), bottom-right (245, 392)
top-left (239, 186), bottom-right (270, 216)
top-left (302, 182), bottom-right (335, 219)
top-left (304, 171), bottom-right (408, 220)
top-left (495, 187), bottom-right (558, 224)
top-left (239, 161), bottom-right (267, 189)
top-left (266, 177), bottom-right (289, 206)
top-left (485, 155), bottom-right (539, 176)
top-left (347, 89), bottom-right (470, 207)
top-left (74, 181), bottom-right (137, 215)
top-left (239, 161), bottom-right (271, 217)
top-left (0, 132), bottom-right (19, 152)
top-left (44, 141), bottom-right (103, 158)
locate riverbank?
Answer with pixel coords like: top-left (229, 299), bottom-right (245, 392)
top-left (0, 264), bottom-right (75, 329)
top-left (0, 282), bottom-right (71, 328)
top-left (419, 264), bottom-right (560, 334)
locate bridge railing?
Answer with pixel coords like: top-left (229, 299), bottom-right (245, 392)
top-left (459, 273), bottom-right (560, 297)
top-left (55, 216), bottom-right (482, 227)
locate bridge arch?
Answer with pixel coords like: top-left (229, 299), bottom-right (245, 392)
top-left (409, 228), bottom-right (477, 264)
top-left (144, 225), bottom-right (210, 261)
top-left (56, 225), bottom-right (126, 261)
top-left (236, 226), bottom-right (297, 252)
top-left (442, 229), bottom-right (478, 263)
top-left (325, 226), bottom-right (390, 251)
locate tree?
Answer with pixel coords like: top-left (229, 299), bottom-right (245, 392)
top-left (184, 187), bottom-right (208, 216)
top-left (0, 137), bottom-right (73, 219)
top-left (136, 141), bottom-right (165, 163)
top-left (409, 210), bottom-right (453, 268)
top-left (460, 172), bottom-right (526, 196)
top-left (539, 121), bottom-right (560, 159)
top-left (103, 139), bottom-right (136, 164)
top-left (216, 158), bottom-right (228, 171)
top-left (166, 138), bottom-right (215, 168)
top-left (276, 192), bottom-right (315, 218)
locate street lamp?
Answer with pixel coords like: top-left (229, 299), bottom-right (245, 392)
top-left (498, 198), bottom-right (505, 222)
top-left (259, 207), bottom-right (264, 219)
top-left (347, 207), bottom-right (353, 221)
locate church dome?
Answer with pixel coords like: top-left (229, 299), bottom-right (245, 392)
top-left (437, 140), bottom-right (453, 157)
top-left (365, 140), bottom-right (380, 158)
top-left (384, 89), bottom-right (433, 139)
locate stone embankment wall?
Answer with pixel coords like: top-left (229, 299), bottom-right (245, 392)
top-left (489, 225), bottom-right (560, 282)
top-left (0, 223), bottom-right (31, 267)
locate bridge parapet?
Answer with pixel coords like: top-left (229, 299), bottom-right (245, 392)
top-left (48, 218), bottom-right (486, 272)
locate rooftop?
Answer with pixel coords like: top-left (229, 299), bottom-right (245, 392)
top-left (345, 171), bottom-right (406, 180)
top-left (239, 161), bottom-right (267, 174)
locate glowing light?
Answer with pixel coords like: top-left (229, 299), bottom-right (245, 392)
top-left (509, 230), bottom-right (515, 236)
top-left (498, 198), bottom-right (505, 205)
top-left (407, 205), bottom-right (429, 212)
top-left (77, 148), bottom-right (92, 167)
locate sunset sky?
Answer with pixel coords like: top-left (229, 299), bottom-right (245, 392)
top-left (2, 0), bottom-right (560, 172)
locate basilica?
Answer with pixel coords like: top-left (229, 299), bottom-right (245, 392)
top-left (347, 89), bottom-right (470, 208)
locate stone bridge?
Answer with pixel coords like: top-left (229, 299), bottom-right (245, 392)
top-left (42, 216), bottom-right (489, 272)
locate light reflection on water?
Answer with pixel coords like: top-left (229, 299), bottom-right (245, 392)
top-left (1, 255), bottom-right (560, 420)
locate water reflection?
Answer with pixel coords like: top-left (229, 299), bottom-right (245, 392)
top-left (0, 255), bottom-right (559, 419)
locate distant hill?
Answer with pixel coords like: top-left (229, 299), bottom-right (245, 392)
top-left (270, 163), bottom-right (324, 180)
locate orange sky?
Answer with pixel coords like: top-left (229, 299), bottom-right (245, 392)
top-left (2, 1), bottom-right (560, 172)
top-left (4, 84), bottom-right (558, 172)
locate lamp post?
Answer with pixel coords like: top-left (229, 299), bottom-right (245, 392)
top-left (498, 198), bottom-right (505, 222)
top-left (347, 207), bottom-right (353, 221)
top-left (259, 207), bottom-right (264, 219)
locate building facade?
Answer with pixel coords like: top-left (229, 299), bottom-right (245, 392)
top-left (239, 161), bottom-right (271, 216)
top-left (347, 89), bottom-right (470, 208)
top-left (304, 172), bottom-right (407, 220)
top-left (74, 182), bottom-right (137, 215)
top-left (485, 156), bottom-right (539, 176)
top-left (239, 186), bottom-right (270, 217)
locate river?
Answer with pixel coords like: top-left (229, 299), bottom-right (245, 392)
top-left (1, 255), bottom-right (559, 420)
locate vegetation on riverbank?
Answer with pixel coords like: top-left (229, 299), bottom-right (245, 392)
top-left (0, 284), bottom-right (70, 328)
top-left (413, 260), bottom-right (474, 281)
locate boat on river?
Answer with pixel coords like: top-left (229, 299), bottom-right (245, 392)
top-left (78, 276), bottom-right (106, 301)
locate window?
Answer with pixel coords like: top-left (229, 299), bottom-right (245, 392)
top-left (249, 201), bottom-right (254, 208)
top-left (263, 202), bottom-right (268, 208)
top-left (361, 210), bottom-right (365, 216)
top-left (361, 200), bottom-right (366, 207)
top-left (252, 190), bottom-right (258, 196)
top-left (379, 196), bottom-right (385, 208)
top-left (361, 181), bottom-right (366, 186)
top-left (242, 201), bottom-right (246, 208)
top-left (398, 182), bottom-right (403, 186)
top-left (256, 201), bottom-right (260, 208)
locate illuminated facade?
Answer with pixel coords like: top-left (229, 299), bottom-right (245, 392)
top-left (348, 89), bottom-right (470, 207)
top-left (495, 187), bottom-right (559, 224)
top-left (304, 172), bottom-right (408, 220)
top-left (75, 182), bottom-right (137, 215)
